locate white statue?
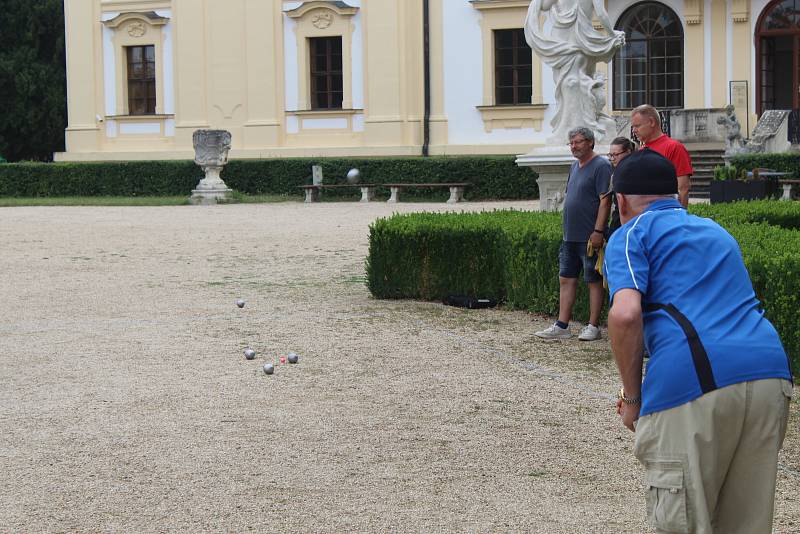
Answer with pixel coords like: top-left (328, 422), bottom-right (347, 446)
top-left (716, 105), bottom-right (746, 155)
top-left (525, 0), bottom-right (625, 143)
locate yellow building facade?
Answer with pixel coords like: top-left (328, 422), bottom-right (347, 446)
top-left (58, 0), bottom-right (800, 161)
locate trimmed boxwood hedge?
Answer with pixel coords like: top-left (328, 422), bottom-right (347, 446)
top-left (367, 201), bottom-right (800, 374)
top-left (728, 152), bottom-right (800, 179)
top-left (689, 199), bottom-right (800, 229)
top-left (0, 156), bottom-right (539, 200)
top-left (367, 210), bottom-right (582, 316)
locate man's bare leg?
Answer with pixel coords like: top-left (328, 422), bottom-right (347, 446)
top-left (588, 281), bottom-right (604, 326)
top-left (558, 276), bottom-right (578, 324)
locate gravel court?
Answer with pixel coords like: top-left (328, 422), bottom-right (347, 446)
top-left (0, 202), bottom-right (796, 533)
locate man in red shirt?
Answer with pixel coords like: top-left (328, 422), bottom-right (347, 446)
top-left (630, 104), bottom-right (694, 207)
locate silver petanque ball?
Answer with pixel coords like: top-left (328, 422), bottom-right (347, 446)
top-left (235, 299), bottom-right (245, 308)
top-left (287, 352), bottom-right (299, 364)
top-left (244, 348), bottom-right (256, 360)
top-left (263, 363), bottom-right (275, 375)
top-left (346, 168), bottom-right (361, 184)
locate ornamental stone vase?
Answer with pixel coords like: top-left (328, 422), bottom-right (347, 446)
top-left (190, 129), bottom-right (233, 204)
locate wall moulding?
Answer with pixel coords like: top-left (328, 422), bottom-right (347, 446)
top-left (101, 0), bottom-right (171, 10)
top-left (284, 1), bottom-right (358, 19)
top-left (476, 104), bottom-right (548, 132)
top-left (684, 0), bottom-right (703, 25)
top-left (470, 0), bottom-right (531, 11)
top-left (102, 11), bottom-right (169, 28)
top-left (731, 0), bottom-right (749, 23)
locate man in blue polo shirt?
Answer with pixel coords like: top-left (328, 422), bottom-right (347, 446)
top-left (604, 149), bottom-right (793, 533)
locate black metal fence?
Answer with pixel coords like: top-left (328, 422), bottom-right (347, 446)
top-left (789, 109), bottom-right (800, 145)
top-left (659, 110), bottom-right (671, 137)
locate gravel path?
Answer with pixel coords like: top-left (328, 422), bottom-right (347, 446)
top-left (1, 201), bottom-right (797, 533)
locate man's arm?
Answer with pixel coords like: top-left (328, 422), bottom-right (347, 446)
top-left (677, 175), bottom-right (690, 208)
top-left (591, 195), bottom-right (611, 250)
top-left (608, 288), bottom-right (644, 431)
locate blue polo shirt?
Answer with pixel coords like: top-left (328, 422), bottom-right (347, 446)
top-left (604, 199), bottom-right (792, 416)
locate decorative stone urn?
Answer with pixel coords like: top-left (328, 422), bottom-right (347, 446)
top-left (190, 129), bottom-right (233, 204)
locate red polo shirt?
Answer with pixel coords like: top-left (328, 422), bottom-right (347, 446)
top-left (643, 134), bottom-right (694, 177)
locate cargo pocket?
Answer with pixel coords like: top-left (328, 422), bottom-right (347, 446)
top-left (645, 463), bottom-right (688, 533)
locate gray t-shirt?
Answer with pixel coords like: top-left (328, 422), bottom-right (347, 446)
top-left (562, 155), bottom-right (611, 242)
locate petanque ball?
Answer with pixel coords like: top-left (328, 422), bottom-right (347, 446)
top-left (346, 168), bottom-right (360, 184)
top-left (236, 299), bottom-right (245, 308)
top-left (287, 352), bottom-right (299, 364)
top-left (244, 348), bottom-right (256, 360)
top-left (263, 363), bottom-right (274, 375)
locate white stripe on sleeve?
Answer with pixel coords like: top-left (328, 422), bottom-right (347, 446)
top-left (624, 214), bottom-right (649, 291)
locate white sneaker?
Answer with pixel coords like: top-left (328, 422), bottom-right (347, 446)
top-left (578, 324), bottom-right (601, 341)
top-left (534, 323), bottom-right (572, 339)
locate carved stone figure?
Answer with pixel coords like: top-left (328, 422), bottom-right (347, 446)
top-left (716, 105), bottom-right (746, 155)
top-left (190, 129), bottom-right (233, 204)
top-left (524, 0), bottom-right (625, 143)
top-left (742, 110), bottom-right (792, 154)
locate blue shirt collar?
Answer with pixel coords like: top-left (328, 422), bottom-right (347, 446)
top-left (643, 198), bottom-right (683, 213)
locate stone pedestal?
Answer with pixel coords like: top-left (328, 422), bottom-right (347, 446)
top-left (517, 147), bottom-right (607, 212)
top-left (190, 129), bottom-right (233, 205)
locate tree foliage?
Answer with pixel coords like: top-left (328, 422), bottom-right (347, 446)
top-left (0, 0), bottom-right (66, 161)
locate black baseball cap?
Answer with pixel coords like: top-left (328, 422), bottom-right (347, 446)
top-left (610, 148), bottom-right (678, 196)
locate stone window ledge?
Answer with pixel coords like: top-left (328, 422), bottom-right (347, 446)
top-left (470, 0), bottom-right (531, 11)
top-left (476, 104), bottom-right (548, 132)
top-left (106, 114), bottom-right (174, 121)
top-left (287, 108), bottom-right (362, 118)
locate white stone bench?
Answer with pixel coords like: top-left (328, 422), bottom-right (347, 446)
top-left (298, 184), bottom-right (378, 203)
top-left (382, 182), bottom-right (471, 203)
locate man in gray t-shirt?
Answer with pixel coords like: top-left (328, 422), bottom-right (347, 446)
top-left (535, 127), bottom-right (611, 341)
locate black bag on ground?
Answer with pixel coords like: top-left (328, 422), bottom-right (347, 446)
top-left (442, 295), bottom-right (499, 309)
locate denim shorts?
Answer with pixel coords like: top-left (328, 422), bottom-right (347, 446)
top-left (559, 240), bottom-right (602, 283)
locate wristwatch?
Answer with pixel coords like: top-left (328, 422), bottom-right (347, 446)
top-left (618, 387), bottom-right (641, 405)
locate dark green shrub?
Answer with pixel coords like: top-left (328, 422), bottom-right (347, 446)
top-left (367, 207), bottom-right (799, 374)
top-left (728, 152), bottom-right (800, 178)
top-left (726, 223), bottom-right (800, 374)
top-left (712, 164), bottom-right (746, 181)
top-left (367, 210), bottom-right (594, 320)
top-left (0, 161), bottom-right (198, 196)
top-left (689, 200), bottom-right (800, 229)
top-left (0, 156), bottom-right (539, 200)
top-left (367, 211), bottom-right (512, 301)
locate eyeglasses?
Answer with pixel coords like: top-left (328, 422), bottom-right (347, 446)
top-left (607, 151), bottom-right (628, 159)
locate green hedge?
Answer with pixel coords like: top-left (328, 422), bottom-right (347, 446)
top-left (367, 212), bottom-right (511, 301)
top-left (367, 202), bottom-right (800, 374)
top-left (725, 222), bottom-right (800, 374)
top-left (367, 210), bottom-right (579, 315)
top-left (0, 156), bottom-right (539, 200)
top-left (0, 161), bottom-right (199, 196)
top-left (689, 199), bottom-right (800, 229)
top-left (728, 152), bottom-right (800, 178)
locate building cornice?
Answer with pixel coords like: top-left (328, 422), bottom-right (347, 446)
top-left (103, 11), bottom-right (169, 28)
top-left (284, 1), bottom-right (358, 19)
top-left (470, 0), bottom-right (530, 11)
top-left (684, 0), bottom-right (703, 25)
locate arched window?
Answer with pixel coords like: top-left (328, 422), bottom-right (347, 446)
top-left (756, 0), bottom-right (800, 114)
top-left (613, 2), bottom-right (684, 110)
